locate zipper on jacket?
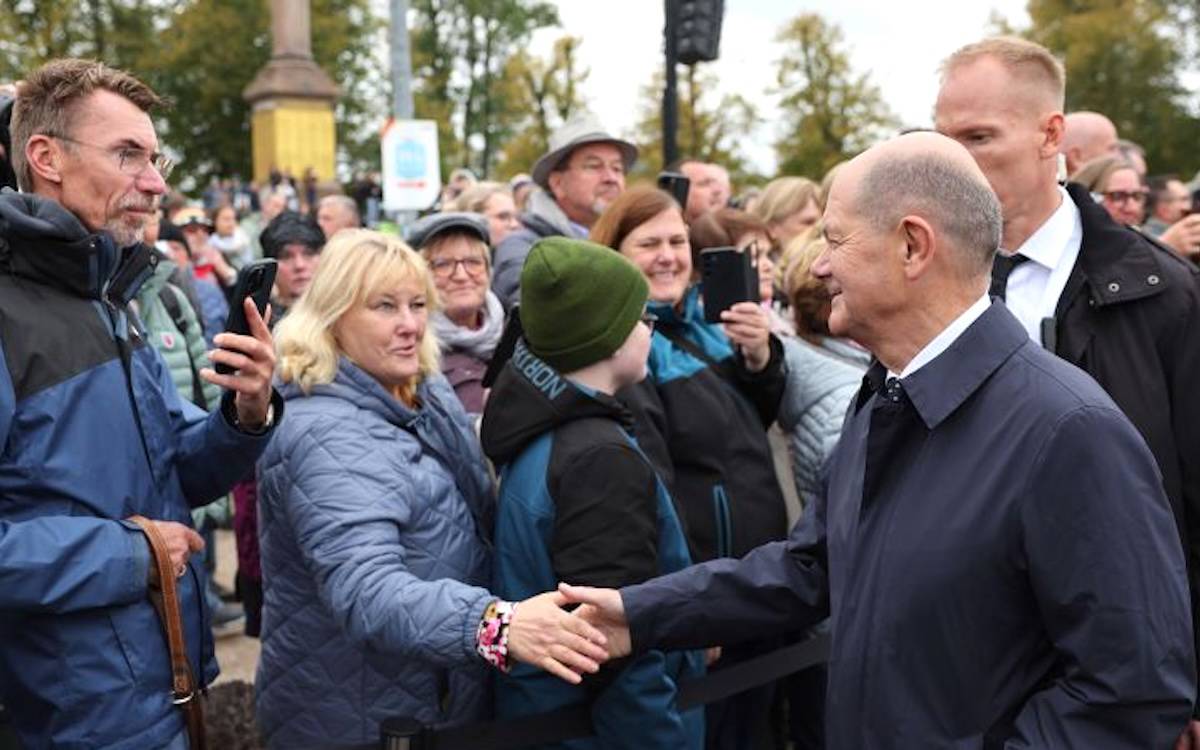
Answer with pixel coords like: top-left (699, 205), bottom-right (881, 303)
top-left (96, 239), bottom-right (160, 475)
top-left (712, 484), bottom-right (733, 559)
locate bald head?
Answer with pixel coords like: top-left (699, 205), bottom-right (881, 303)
top-left (1062, 111), bottom-right (1119, 175)
top-left (837, 132), bottom-right (1002, 276)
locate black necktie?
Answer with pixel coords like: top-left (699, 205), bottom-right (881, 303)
top-left (862, 376), bottom-right (918, 511)
top-left (990, 253), bottom-right (1030, 301)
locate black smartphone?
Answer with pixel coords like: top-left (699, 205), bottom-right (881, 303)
top-left (657, 171), bottom-right (691, 210)
top-left (700, 246), bottom-right (759, 324)
top-left (216, 258), bottom-right (277, 374)
top-left (482, 306), bottom-right (522, 388)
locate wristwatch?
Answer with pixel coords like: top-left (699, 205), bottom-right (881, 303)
top-left (234, 403), bottom-right (275, 435)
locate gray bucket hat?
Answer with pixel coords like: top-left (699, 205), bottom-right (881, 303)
top-left (405, 212), bottom-right (490, 250)
top-left (531, 113), bottom-right (638, 191)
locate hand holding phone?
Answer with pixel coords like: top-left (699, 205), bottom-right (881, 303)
top-left (699, 246), bottom-right (759, 324)
top-left (215, 259), bottom-right (277, 375)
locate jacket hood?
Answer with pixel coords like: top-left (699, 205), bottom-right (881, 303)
top-left (480, 338), bottom-right (633, 466)
top-left (520, 188), bottom-right (579, 239)
top-left (0, 188), bottom-right (139, 300)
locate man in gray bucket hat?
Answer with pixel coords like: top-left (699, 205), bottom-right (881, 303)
top-left (491, 112), bottom-right (637, 309)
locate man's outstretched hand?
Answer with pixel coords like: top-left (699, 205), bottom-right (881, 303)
top-left (557, 582), bottom-right (632, 659)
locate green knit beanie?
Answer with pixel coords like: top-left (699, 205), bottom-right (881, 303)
top-left (520, 237), bottom-right (649, 373)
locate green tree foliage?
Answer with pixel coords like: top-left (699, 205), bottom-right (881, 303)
top-left (1021, 0), bottom-right (1200, 176)
top-left (772, 13), bottom-right (897, 180)
top-left (409, 0), bottom-right (558, 179)
top-left (0, 0), bottom-right (166, 81)
top-left (493, 35), bottom-right (589, 179)
top-left (0, 0), bottom-right (381, 187)
top-left (631, 64), bottom-right (760, 185)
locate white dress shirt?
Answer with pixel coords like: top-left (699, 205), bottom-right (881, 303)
top-left (1001, 186), bottom-right (1083, 344)
top-left (890, 293), bottom-right (991, 380)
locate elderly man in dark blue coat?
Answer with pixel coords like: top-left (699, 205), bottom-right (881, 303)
top-left (562, 131), bottom-right (1196, 747)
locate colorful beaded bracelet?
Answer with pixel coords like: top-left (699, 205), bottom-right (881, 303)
top-left (475, 599), bottom-right (516, 672)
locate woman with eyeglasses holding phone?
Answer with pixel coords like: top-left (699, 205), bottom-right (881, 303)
top-left (407, 213), bottom-right (505, 415)
top-left (1070, 155), bottom-right (1148, 227)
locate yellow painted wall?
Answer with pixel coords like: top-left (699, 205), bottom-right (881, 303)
top-left (250, 98), bottom-right (336, 184)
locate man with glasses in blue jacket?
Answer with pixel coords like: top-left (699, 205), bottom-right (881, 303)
top-left (0, 58), bottom-right (281, 749)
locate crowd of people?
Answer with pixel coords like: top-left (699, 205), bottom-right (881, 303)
top-left (0, 30), bottom-right (1199, 750)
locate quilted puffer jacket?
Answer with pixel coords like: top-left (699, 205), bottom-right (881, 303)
top-left (133, 255), bottom-right (220, 410)
top-left (777, 338), bottom-right (864, 506)
top-left (256, 358), bottom-right (497, 748)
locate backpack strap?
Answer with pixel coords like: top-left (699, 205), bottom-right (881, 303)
top-left (159, 285), bottom-right (209, 410)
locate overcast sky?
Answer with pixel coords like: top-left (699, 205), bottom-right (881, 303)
top-left (528, 0), bottom-right (1032, 175)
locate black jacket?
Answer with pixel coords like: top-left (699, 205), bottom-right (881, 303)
top-left (617, 287), bottom-right (788, 564)
top-left (1049, 185), bottom-right (1200, 690)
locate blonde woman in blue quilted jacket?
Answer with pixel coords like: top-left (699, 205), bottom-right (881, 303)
top-left (255, 230), bottom-right (607, 749)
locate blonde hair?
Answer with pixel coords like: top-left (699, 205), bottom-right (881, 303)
top-left (780, 224), bottom-right (833, 339)
top-left (274, 230), bottom-right (441, 397)
top-left (818, 162), bottom-right (847, 210)
top-left (1069, 155), bottom-right (1137, 193)
top-left (751, 177), bottom-right (820, 228)
top-left (449, 181), bottom-right (511, 214)
top-left (940, 36), bottom-right (1066, 111)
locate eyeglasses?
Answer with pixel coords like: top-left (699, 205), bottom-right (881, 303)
top-left (568, 158), bottom-right (625, 177)
top-left (429, 256), bottom-right (487, 278)
top-left (1103, 189), bottom-right (1148, 205)
top-left (640, 311), bottom-right (658, 329)
top-left (52, 135), bottom-right (175, 180)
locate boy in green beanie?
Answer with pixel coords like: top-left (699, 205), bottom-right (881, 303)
top-left (480, 237), bottom-right (704, 749)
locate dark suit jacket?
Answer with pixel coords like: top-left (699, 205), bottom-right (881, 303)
top-left (622, 302), bottom-right (1195, 748)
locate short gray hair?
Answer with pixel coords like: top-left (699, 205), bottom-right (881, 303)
top-left (857, 153), bottom-right (1002, 275)
top-left (318, 194), bottom-right (360, 221)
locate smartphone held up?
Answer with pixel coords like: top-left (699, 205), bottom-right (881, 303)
top-left (699, 246), bottom-right (759, 324)
top-left (215, 259), bottom-right (277, 375)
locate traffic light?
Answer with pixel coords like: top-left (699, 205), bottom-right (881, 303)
top-left (674, 0), bottom-right (724, 65)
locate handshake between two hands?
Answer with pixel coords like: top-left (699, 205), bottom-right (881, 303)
top-left (506, 583), bottom-right (721, 684)
top-left (505, 583), bottom-right (631, 684)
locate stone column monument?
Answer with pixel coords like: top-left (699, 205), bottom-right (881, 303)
top-left (243, 0), bottom-right (340, 189)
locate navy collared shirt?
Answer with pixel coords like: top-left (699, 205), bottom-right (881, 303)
top-left (624, 301), bottom-right (1195, 747)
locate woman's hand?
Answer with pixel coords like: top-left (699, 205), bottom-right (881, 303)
top-left (507, 590), bottom-right (610, 684)
top-left (720, 301), bottom-right (771, 372)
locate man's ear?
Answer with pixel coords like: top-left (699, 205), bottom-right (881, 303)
top-left (546, 170), bottom-right (564, 202)
top-left (1041, 112), bottom-right (1065, 158)
top-left (899, 215), bottom-right (936, 280)
top-left (25, 135), bottom-right (64, 186)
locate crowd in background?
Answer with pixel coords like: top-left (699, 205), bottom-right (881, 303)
top-left (2, 30), bottom-right (1200, 750)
